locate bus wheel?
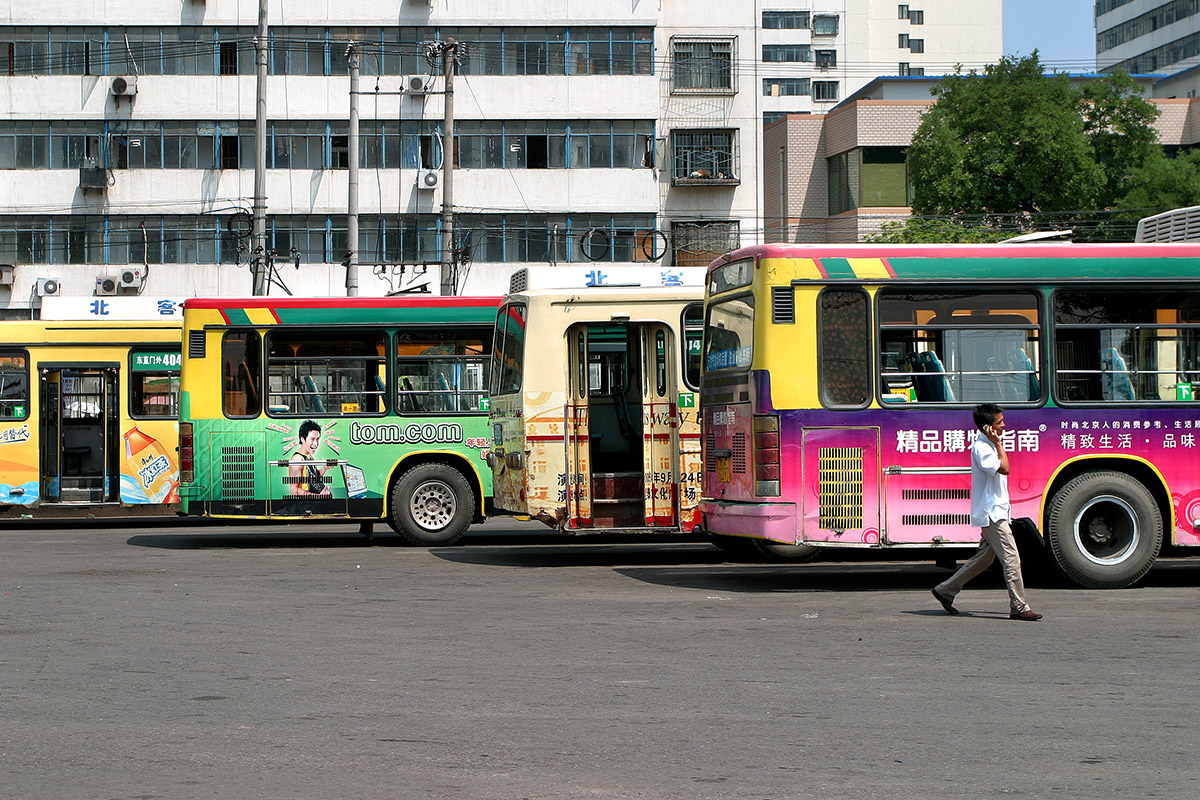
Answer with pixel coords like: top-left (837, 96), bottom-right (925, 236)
top-left (390, 464), bottom-right (474, 546)
top-left (1045, 471), bottom-right (1162, 589)
top-left (751, 539), bottom-right (820, 563)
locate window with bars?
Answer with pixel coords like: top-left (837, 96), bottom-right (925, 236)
top-left (671, 220), bottom-right (739, 267)
top-left (813, 81), bottom-right (839, 101)
top-left (763, 44), bottom-right (812, 63)
top-left (672, 37), bottom-right (734, 92)
top-left (671, 130), bottom-right (738, 185)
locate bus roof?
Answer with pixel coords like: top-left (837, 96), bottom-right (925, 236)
top-left (709, 242), bottom-right (1200, 283)
top-left (184, 295), bottom-right (501, 326)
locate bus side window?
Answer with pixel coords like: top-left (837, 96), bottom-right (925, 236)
top-left (222, 331), bottom-right (262, 417)
top-left (818, 289), bottom-right (870, 408)
top-left (0, 351), bottom-right (30, 420)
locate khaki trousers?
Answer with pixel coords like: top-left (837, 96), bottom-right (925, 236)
top-left (935, 519), bottom-right (1031, 614)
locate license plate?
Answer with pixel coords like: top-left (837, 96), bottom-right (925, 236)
top-left (717, 456), bottom-right (730, 483)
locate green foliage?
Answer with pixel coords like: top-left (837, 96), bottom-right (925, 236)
top-left (864, 218), bottom-right (1010, 243)
top-left (1118, 149), bottom-right (1200, 212)
top-left (906, 54), bottom-right (1160, 217)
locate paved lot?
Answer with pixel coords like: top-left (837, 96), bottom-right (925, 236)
top-left (1, 518), bottom-right (1198, 799)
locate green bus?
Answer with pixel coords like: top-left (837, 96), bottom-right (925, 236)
top-left (178, 296), bottom-right (499, 544)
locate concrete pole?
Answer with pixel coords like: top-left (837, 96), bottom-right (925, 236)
top-left (251, 0), bottom-right (269, 295)
top-left (440, 41), bottom-right (456, 296)
top-left (346, 43), bottom-right (360, 297)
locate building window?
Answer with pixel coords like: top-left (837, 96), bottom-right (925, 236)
top-left (909, 39), bottom-right (924, 53)
top-left (672, 37), bottom-right (734, 93)
top-left (671, 130), bottom-right (738, 185)
top-left (813, 81), bottom-right (839, 102)
top-left (813, 15), bottom-right (840, 36)
top-left (763, 44), bottom-right (813, 63)
top-left (763, 78), bottom-right (811, 97)
top-left (763, 11), bottom-right (811, 29)
top-left (899, 33), bottom-right (910, 48)
top-left (898, 5), bottom-right (909, 19)
top-left (898, 63), bottom-right (925, 77)
top-left (815, 50), bottom-right (837, 68)
top-left (909, 10), bottom-right (925, 24)
top-left (827, 147), bottom-right (911, 215)
top-left (671, 220), bottom-right (740, 267)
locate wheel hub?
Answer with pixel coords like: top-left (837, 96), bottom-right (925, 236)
top-left (410, 480), bottom-right (456, 531)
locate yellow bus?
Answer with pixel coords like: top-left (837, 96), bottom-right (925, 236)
top-left (0, 297), bottom-right (183, 519)
top-left (487, 268), bottom-right (706, 534)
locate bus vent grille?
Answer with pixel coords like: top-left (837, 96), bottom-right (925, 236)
top-left (771, 286), bottom-right (795, 324)
top-left (732, 432), bottom-right (747, 473)
top-left (188, 329), bottom-right (206, 359)
top-left (902, 488), bottom-right (969, 501)
top-left (818, 447), bottom-right (863, 530)
top-left (221, 446), bottom-right (256, 500)
top-left (705, 430), bottom-right (716, 472)
top-left (902, 513), bottom-right (971, 526)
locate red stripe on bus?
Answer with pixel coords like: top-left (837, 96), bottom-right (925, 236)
top-left (186, 296), bottom-right (503, 310)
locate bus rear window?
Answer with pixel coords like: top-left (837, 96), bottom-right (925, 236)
top-left (0, 352), bottom-right (29, 420)
top-left (705, 295), bottom-right (754, 371)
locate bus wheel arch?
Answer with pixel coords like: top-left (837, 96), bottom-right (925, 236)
top-left (1044, 464), bottom-right (1164, 589)
top-left (386, 456), bottom-right (482, 546)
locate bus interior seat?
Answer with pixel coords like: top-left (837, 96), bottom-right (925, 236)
top-left (1008, 348), bottom-right (1039, 400)
top-left (910, 351), bottom-right (956, 402)
top-left (401, 376), bottom-right (422, 412)
top-left (437, 372), bottom-right (452, 411)
top-left (302, 375), bottom-right (325, 413)
top-left (372, 374), bottom-right (386, 412)
top-left (1100, 348), bottom-right (1135, 401)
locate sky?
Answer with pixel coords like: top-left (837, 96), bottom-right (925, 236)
top-left (1003, 0), bottom-right (1097, 73)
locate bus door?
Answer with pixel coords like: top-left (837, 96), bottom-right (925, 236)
top-left (799, 427), bottom-right (881, 545)
top-left (42, 366), bottom-right (119, 503)
top-left (641, 324), bottom-right (678, 528)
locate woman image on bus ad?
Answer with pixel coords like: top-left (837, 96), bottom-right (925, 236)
top-left (288, 419), bottom-right (331, 498)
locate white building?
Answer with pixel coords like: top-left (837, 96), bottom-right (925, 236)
top-left (0, 1), bottom-right (1000, 312)
top-left (1098, 0), bottom-right (1200, 75)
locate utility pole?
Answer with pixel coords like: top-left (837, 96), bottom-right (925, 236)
top-left (251, 0), bottom-right (269, 295)
top-left (440, 40), bottom-right (457, 296)
top-left (345, 42), bottom-right (360, 297)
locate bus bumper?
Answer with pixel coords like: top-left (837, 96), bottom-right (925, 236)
top-left (699, 499), bottom-right (797, 544)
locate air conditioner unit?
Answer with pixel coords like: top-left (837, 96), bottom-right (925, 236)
top-left (417, 168), bottom-right (440, 190)
top-left (404, 75), bottom-right (429, 94)
top-left (95, 276), bottom-right (119, 296)
top-left (80, 166), bottom-right (108, 190)
top-left (36, 277), bottom-right (61, 297)
top-left (119, 267), bottom-right (146, 289)
top-left (0, 265), bottom-right (13, 286)
top-left (110, 76), bottom-right (138, 97)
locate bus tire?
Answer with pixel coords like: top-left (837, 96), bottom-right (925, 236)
top-left (389, 464), bottom-right (474, 546)
top-left (751, 539), bottom-right (821, 563)
top-left (1045, 471), bottom-right (1162, 589)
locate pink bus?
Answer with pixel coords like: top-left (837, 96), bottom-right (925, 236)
top-left (699, 242), bottom-right (1200, 588)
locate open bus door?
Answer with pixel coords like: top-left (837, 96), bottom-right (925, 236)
top-left (40, 370), bottom-right (61, 502)
top-left (41, 366), bottom-right (119, 503)
top-left (565, 321), bottom-right (680, 530)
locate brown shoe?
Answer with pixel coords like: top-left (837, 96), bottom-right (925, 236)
top-left (1009, 610), bottom-right (1043, 621)
top-left (931, 588), bottom-right (959, 615)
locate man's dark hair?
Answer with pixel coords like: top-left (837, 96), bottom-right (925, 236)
top-left (299, 419), bottom-right (321, 440)
top-left (973, 403), bottom-right (1002, 431)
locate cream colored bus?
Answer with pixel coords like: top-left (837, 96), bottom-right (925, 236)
top-left (487, 268), bottom-right (705, 534)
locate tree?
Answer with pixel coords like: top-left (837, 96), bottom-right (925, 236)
top-left (864, 218), bottom-right (1009, 243)
top-left (1117, 149), bottom-right (1200, 212)
top-left (906, 53), bottom-right (1160, 217)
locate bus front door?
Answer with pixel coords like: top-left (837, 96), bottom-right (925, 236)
top-left (43, 368), bottom-right (119, 503)
top-left (641, 324), bottom-right (678, 529)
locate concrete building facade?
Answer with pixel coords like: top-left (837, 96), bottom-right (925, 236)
top-left (1098, 0), bottom-right (1200, 75)
top-left (0, 1), bottom-right (1002, 313)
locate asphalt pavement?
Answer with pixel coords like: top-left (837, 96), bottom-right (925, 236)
top-left (1, 518), bottom-right (1198, 799)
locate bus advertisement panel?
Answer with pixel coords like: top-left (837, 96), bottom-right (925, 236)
top-left (699, 242), bottom-right (1200, 587)
top-left (1, 298), bottom-right (183, 518)
top-left (178, 296), bottom-right (499, 544)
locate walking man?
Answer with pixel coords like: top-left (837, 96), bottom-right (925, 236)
top-left (931, 403), bottom-right (1043, 621)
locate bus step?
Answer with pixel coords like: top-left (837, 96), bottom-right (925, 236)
top-left (590, 498), bottom-right (644, 528)
top-left (591, 472), bottom-right (642, 501)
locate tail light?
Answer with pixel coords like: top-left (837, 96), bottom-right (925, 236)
top-left (754, 414), bottom-right (780, 497)
top-left (179, 422), bottom-right (194, 484)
